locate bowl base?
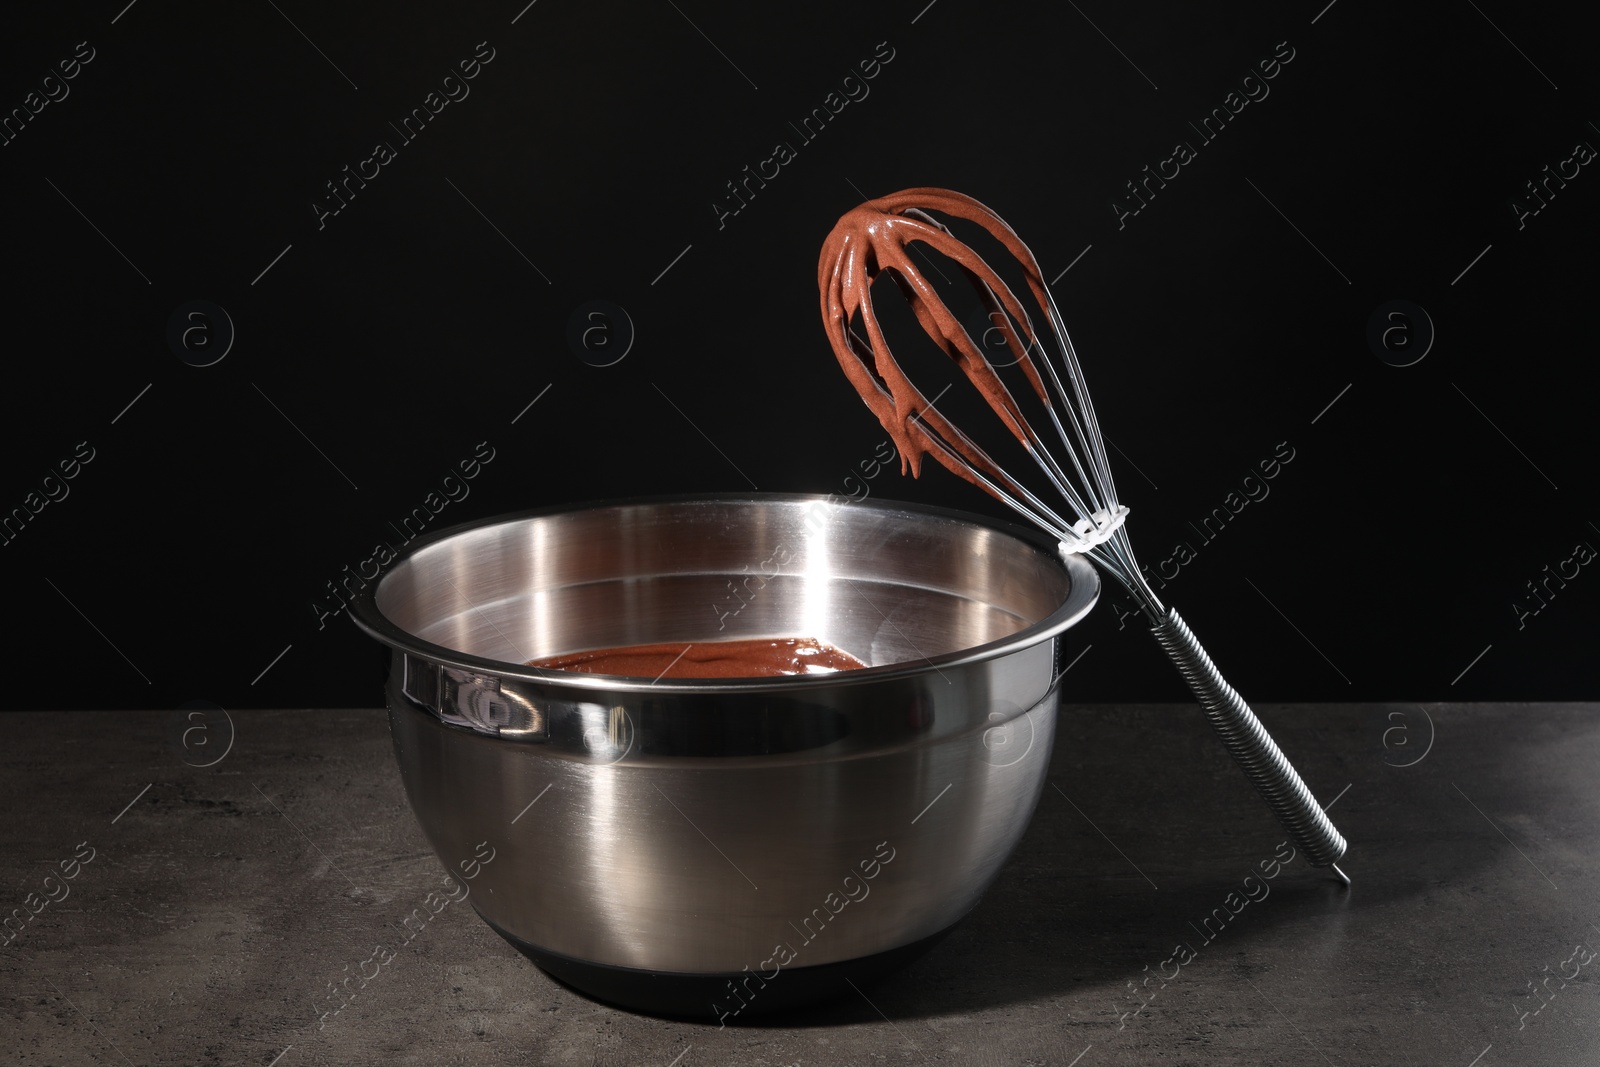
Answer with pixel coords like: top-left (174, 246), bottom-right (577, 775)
top-left (478, 910), bottom-right (952, 1022)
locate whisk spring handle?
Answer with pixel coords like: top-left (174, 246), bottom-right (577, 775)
top-left (1151, 607), bottom-right (1348, 870)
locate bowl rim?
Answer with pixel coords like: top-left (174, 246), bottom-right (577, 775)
top-left (347, 492), bottom-right (1100, 694)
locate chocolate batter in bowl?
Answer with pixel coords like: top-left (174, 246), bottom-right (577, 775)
top-left (527, 636), bottom-right (868, 679)
top-left (350, 494), bottom-right (1098, 1019)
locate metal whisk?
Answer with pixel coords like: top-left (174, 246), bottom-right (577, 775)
top-left (818, 187), bottom-right (1348, 881)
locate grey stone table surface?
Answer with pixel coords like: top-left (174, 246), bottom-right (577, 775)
top-left (3, 703), bottom-right (1597, 1066)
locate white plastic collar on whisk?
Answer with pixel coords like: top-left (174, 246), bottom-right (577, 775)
top-left (1057, 505), bottom-right (1129, 556)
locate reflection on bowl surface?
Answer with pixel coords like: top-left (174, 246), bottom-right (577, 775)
top-left (351, 495), bottom-right (1098, 1019)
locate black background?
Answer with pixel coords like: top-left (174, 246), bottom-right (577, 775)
top-left (2, 0), bottom-right (1594, 711)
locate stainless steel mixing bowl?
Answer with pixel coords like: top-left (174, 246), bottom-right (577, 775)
top-left (350, 494), bottom-right (1098, 1020)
